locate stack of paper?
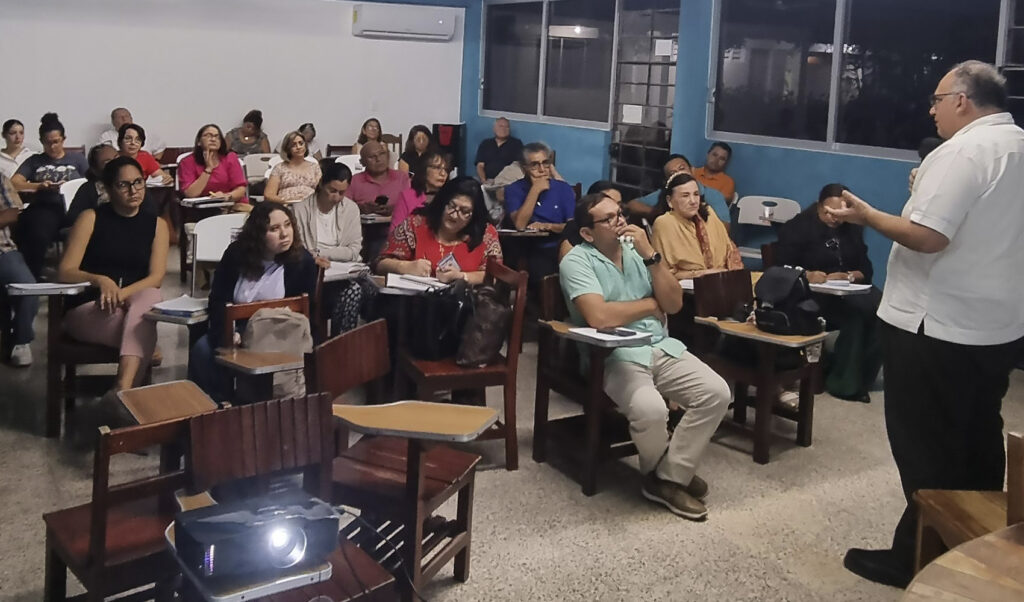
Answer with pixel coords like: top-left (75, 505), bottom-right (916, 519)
top-left (152, 295), bottom-right (208, 317)
top-left (384, 273), bottom-right (448, 292)
top-left (324, 262), bottom-right (369, 282)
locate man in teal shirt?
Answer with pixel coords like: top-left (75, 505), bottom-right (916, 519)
top-left (560, 193), bottom-right (730, 520)
top-left (625, 154), bottom-right (731, 227)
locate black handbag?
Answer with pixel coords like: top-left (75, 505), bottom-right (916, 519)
top-left (456, 285), bottom-right (512, 367)
top-left (406, 279), bottom-right (472, 360)
top-left (753, 266), bottom-right (824, 336)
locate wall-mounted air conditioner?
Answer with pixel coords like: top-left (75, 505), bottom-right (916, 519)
top-left (352, 3), bottom-right (457, 42)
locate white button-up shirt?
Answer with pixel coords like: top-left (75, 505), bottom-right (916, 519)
top-left (0, 146), bottom-right (34, 179)
top-left (878, 112), bottom-right (1024, 345)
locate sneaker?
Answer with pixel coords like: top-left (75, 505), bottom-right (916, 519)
top-left (778, 390), bottom-right (799, 410)
top-left (684, 474), bottom-right (709, 501)
top-left (641, 473), bottom-right (708, 520)
top-left (10, 344), bottom-right (32, 367)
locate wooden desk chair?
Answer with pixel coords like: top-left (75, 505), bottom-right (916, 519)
top-left (572, 182), bottom-right (582, 200)
top-left (47, 294), bottom-right (148, 438)
top-left (305, 319), bottom-right (483, 598)
top-left (42, 418), bottom-right (191, 601)
top-left (380, 134), bottom-right (403, 159)
top-left (913, 431), bottom-right (1024, 572)
top-left (691, 269), bottom-right (818, 463)
top-left (396, 259), bottom-right (527, 470)
top-left (760, 242), bottom-right (777, 268)
top-left (63, 145), bottom-right (86, 156)
top-left (325, 144), bottom-right (354, 157)
top-left (220, 294), bottom-right (310, 348)
top-left (532, 274), bottom-right (637, 496)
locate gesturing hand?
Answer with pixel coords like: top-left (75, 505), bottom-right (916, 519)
top-left (825, 190), bottom-right (874, 226)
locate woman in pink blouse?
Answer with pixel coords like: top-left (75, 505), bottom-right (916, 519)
top-left (390, 151), bottom-right (448, 232)
top-left (178, 124), bottom-right (249, 210)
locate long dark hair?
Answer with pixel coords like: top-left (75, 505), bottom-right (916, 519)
top-left (656, 172), bottom-right (708, 221)
top-left (39, 112), bottom-right (64, 139)
top-left (233, 202), bottom-right (305, 279)
top-left (356, 118), bottom-right (381, 145)
top-left (415, 177), bottom-right (489, 251)
top-left (192, 124), bottom-right (228, 167)
top-left (404, 125), bottom-right (433, 156)
top-left (2, 119), bottom-right (23, 137)
top-left (411, 151), bottom-right (447, 195)
top-left (243, 109), bottom-right (264, 132)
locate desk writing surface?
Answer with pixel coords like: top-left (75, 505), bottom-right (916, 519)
top-left (498, 228), bottom-right (551, 238)
top-left (215, 349), bottom-right (304, 374)
top-left (694, 316), bottom-right (827, 348)
top-left (6, 282), bottom-right (90, 296)
top-left (333, 401), bottom-right (498, 442)
top-left (118, 380), bottom-right (217, 425)
top-left (539, 320), bottom-right (653, 348)
top-left (901, 523), bottom-right (1024, 602)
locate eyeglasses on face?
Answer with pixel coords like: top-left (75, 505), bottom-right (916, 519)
top-left (526, 160), bottom-right (552, 170)
top-left (929, 91), bottom-right (966, 107)
top-left (114, 178), bottom-right (145, 192)
top-left (201, 132), bottom-right (220, 140)
top-left (593, 210), bottom-right (625, 226)
top-left (427, 163), bottom-right (448, 172)
top-left (445, 203), bottom-right (473, 218)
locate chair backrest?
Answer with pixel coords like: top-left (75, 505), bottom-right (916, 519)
top-left (761, 242), bottom-right (778, 268)
top-left (307, 319), bottom-right (390, 401)
top-left (88, 419), bottom-right (191, 567)
top-left (60, 177), bottom-right (88, 212)
top-left (174, 152), bottom-right (192, 190)
top-left (325, 144), bottom-right (353, 158)
top-left (572, 182), bottom-right (582, 201)
top-left (193, 212), bottom-right (248, 263)
top-left (187, 393), bottom-right (334, 500)
top-left (1008, 431), bottom-right (1024, 526)
top-left (736, 196), bottom-right (801, 226)
top-left (335, 154), bottom-right (365, 174)
top-left (380, 133), bottom-right (403, 158)
top-left (222, 294), bottom-right (310, 349)
top-left (64, 145), bottom-right (86, 156)
top-left (692, 269), bottom-right (753, 319)
top-left (539, 273), bottom-right (569, 321)
top-left (243, 153), bottom-right (278, 182)
top-left (483, 258), bottom-right (529, 375)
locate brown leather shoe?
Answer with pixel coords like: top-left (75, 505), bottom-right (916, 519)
top-left (641, 473), bottom-right (708, 520)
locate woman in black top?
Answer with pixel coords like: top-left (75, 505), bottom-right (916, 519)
top-left (398, 124), bottom-right (434, 175)
top-left (58, 156), bottom-right (168, 394)
top-left (776, 183), bottom-right (881, 402)
top-left (188, 202), bottom-right (318, 401)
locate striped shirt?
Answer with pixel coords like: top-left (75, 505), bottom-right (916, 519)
top-left (0, 174), bottom-right (23, 252)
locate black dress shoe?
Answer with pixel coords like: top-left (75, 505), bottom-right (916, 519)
top-left (832, 391), bottom-right (871, 403)
top-left (843, 548), bottom-right (912, 589)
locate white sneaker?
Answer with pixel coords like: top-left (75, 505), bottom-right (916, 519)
top-left (10, 344), bottom-right (32, 367)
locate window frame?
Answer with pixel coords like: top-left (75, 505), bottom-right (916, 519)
top-left (480, 0), bottom-right (621, 131)
top-left (706, 0), bottom-right (1011, 161)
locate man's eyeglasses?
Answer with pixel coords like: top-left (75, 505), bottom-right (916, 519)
top-left (445, 203), bottom-right (473, 218)
top-left (929, 91), bottom-right (966, 107)
top-left (593, 210), bottom-right (625, 226)
top-left (526, 160), bottom-right (552, 170)
top-left (114, 178), bottom-right (146, 192)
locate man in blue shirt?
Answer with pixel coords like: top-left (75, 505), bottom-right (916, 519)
top-left (560, 192), bottom-right (730, 520)
top-left (503, 142), bottom-right (575, 281)
top-left (626, 154), bottom-right (731, 228)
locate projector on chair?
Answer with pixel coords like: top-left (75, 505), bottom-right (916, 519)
top-left (174, 489), bottom-right (340, 588)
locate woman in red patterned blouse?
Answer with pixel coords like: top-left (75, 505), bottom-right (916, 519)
top-left (375, 177), bottom-right (502, 284)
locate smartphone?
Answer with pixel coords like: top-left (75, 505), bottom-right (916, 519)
top-left (374, 195), bottom-right (389, 206)
top-left (596, 327), bottom-right (637, 337)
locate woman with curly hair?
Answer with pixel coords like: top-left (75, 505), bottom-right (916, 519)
top-left (188, 202), bottom-right (318, 400)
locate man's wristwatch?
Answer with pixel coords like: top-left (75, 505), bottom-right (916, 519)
top-left (643, 251), bottom-right (662, 267)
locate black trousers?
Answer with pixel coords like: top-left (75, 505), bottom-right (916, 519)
top-left (881, 321), bottom-right (1023, 567)
top-left (15, 201), bottom-right (64, 278)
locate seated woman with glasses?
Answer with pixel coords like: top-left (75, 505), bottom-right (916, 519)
top-left (375, 177), bottom-right (502, 284)
top-left (58, 156), bottom-right (168, 401)
top-left (390, 151), bottom-right (448, 232)
top-left (650, 172), bottom-right (742, 279)
top-left (178, 124), bottom-right (249, 211)
top-left (776, 183), bottom-right (881, 403)
top-left (117, 124), bottom-right (171, 185)
top-left (264, 131), bottom-right (321, 204)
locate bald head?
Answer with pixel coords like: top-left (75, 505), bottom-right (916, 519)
top-left (360, 140), bottom-right (390, 176)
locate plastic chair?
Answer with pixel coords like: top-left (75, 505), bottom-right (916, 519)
top-left (334, 154), bottom-right (365, 174)
top-left (191, 213), bottom-right (248, 297)
top-left (59, 178), bottom-right (87, 213)
top-left (736, 196), bottom-right (802, 226)
top-left (242, 153), bottom-right (278, 183)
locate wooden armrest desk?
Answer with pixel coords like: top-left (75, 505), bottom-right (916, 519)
top-left (216, 349), bottom-right (306, 404)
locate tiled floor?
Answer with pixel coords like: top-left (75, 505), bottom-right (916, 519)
top-left (1, 263), bottom-right (1022, 601)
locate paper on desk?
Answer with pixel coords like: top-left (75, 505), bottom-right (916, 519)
top-left (679, 279), bottom-right (694, 291)
top-left (153, 295), bottom-right (208, 314)
top-left (385, 273), bottom-right (447, 292)
top-left (569, 327), bottom-right (650, 344)
top-left (146, 175), bottom-right (165, 186)
top-left (324, 261), bottom-right (368, 281)
top-left (812, 282), bottom-right (872, 293)
top-left (7, 281), bottom-right (89, 294)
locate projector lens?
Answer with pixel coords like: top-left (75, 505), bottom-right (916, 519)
top-left (266, 525), bottom-right (307, 568)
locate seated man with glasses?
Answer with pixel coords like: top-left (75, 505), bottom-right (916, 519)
top-left (503, 142), bottom-right (575, 280)
top-left (560, 192), bottom-right (730, 521)
top-left (776, 183), bottom-right (881, 403)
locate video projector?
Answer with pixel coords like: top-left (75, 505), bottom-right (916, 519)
top-left (174, 489), bottom-right (340, 588)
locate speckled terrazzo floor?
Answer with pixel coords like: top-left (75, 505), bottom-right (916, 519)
top-left (1, 261), bottom-right (1022, 602)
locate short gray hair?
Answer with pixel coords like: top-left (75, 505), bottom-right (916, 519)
top-left (521, 141), bottom-right (551, 163)
top-left (950, 60), bottom-right (1007, 111)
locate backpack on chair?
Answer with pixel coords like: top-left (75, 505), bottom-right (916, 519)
top-left (241, 307), bottom-right (314, 399)
top-left (753, 266), bottom-right (824, 336)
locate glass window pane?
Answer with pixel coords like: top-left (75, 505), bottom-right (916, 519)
top-left (837, 0), bottom-right (1000, 150)
top-left (483, 2), bottom-right (543, 115)
top-left (714, 0), bottom-right (836, 141)
top-left (543, 0), bottom-right (616, 122)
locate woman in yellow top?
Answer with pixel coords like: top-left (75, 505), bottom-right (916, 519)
top-left (651, 172), bottom-right (742, 279)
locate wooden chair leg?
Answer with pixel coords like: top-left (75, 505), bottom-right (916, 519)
top-left (796, 374), bottom-right (814, 447)
top-left (64, 364), bottom-right (77, 415)
top-left (453, 476), bottom-right (475, 582)
top-left (532, 371), bottom-right (550, 463)
top-left (45, 359), bottom-right (62, 438)
top-left (43, 532), bottom-right (66, 602)
top-left (502, 380), bottom-right (518, 471)
top-left (733, 380), bottom-right (748, 425)
top-left (402, 441), bottom-right (426, 602)
top-left (752, 345), bottom-right (776, 464)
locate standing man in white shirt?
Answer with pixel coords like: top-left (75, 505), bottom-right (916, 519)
top-left (831, 60), bottom-right (1024, 589)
